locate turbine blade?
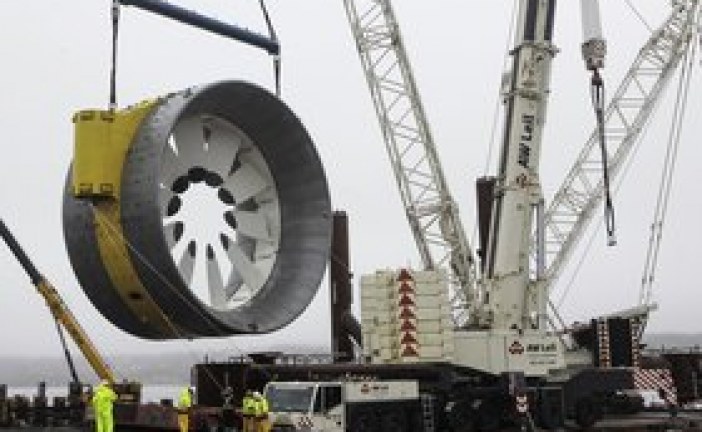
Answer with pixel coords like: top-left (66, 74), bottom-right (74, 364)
top-left (173, 116), bottom-right (207, 167)
top-left (206, 122), bottom-right (241, 177)
top-left (178, 240), bottom-right (197, 287)
top-left (236, 210), bottom-right (271, 241)
top-left (225, 240), bottom-right (264, 290)
top-left (223, 162), bottom-right (269, 203)
top-left (206, 244), bottom-right (227, 308)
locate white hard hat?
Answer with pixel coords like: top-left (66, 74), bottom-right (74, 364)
top-left (253, 391), bottom-right (262, 398)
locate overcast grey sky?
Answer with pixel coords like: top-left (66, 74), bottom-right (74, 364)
top-left (0, 0), bottom-right (699, 368)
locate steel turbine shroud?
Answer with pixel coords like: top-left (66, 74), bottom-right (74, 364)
top-left (63, 81), bottom-right (332, 339)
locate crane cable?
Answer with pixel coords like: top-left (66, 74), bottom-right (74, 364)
top-left (482, 1), bottom-right (519, 176)
top-left (590, 69), bottom-right (617, 246)
top-left (54, 319), bottom-right (81, 384)
top-left (554, 93), bottom-right (663, 310)
top-left (101, 0), bottom-right (284, 392)
top-left (639, 32), bottom-right (697, 308)
top-left (258, 0), bottom-right (281, 96)
top-left (110, 0), bottom-right (120, 110)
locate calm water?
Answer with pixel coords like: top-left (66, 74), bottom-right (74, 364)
top-left (7, 384), bottom-right (186, 404)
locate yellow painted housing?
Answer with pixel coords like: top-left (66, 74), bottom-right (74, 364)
top-left (72, 101), bottom-right (157, 199)
top-left (72, 99), bottom-right (176, 336)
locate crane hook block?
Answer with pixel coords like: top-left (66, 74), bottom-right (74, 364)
top-left (63, 81), bottom-right (332, 340)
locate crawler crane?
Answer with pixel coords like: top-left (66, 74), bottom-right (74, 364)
top-left (227, 1), bottom-right (702, 431)
top-left (344, 0), bottom-right (700, 374)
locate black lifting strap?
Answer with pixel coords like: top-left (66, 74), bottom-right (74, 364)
top-left (110, 0), bottom-right (121, 110)
top-left (258, 0), bottom-right (281, 96)
top-left (591, 69), bottom-right (617, 246)
top-left (55, 318), bottom-right (81, 385)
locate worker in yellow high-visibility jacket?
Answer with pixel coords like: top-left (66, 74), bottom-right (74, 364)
top-left (242, 390), bottom-right (257, 432)
top-left (92, 380), bottom-right (117, 432)
top-left (177, 387), bottom-right (194, 432)
top-left (253, 391), bottom-right (270, 432)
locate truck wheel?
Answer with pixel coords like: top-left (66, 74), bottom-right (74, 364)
top-left (575, 397), bottom-right (601, 429)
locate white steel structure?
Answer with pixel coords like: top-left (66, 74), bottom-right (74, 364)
top-left (538, 0), bottom-right (701, 294)
top-left (346, 0), bottom-right (699, 375)
top-left (342, 0), bottom-right (478, 320)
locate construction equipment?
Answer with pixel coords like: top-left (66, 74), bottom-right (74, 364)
top-left (118, 0), bottom-right (280, 55)
top-left (6, 0), bottom-right (694, 430)
top-left (342, 0), bottom-right (477, 324)
top-left (62, 1), bottom-right (331, 340)
top-left (345, 0), bottom-right (700, 373)
top-left (346, 0), bottom-right (563, 375)
top-left (207, 1), bottom-right (699, 431)
top-left (0, 218), bottom-right (116, 385)
top-left (64, 82), bottom-right (331, 339)
top-left (264, 380), bottom-right (421, 432)
top-left (539, 0), bottom-right (700, 297)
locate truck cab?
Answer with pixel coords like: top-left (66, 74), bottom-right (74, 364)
top-left (264, 380), bottom-right (421, 432)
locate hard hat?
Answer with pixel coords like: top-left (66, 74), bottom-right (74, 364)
top-left (253, 391), bottom-right (262, 398)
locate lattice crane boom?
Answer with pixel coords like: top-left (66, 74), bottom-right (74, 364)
top-left (342, 0), bottom-right (478, 316)
top-left (537, 0), bottom-right (700, 294)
